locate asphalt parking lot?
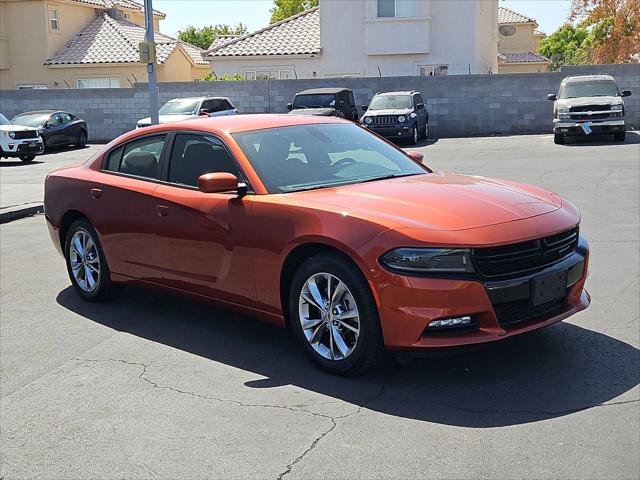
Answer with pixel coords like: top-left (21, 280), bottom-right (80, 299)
top-left (1, 133), bottom-right (639, 479)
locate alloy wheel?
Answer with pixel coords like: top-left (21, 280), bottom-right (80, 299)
top-left (298, 272), bottom-right (360, 360)
top-left (69, 229), bottom-right (100, 292)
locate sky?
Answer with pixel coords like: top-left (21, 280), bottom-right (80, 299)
top-left (155, 0), bottom-right (573, 38)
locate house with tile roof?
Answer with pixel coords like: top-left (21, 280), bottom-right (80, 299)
top-left (205, 0), bottom-right (498, 79)
top-left (497, 6), bottom-right (550, 73)
top-left (0, 0), bottom-right (208, 89)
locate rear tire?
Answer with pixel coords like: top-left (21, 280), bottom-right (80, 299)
top-left (64, 218), bottom-right (118, 302)
top-left (19, 154), bottom-right (35, 162)
top-left (554, 133), bottom-right (565, 145)
top-left (614, 131), bottom-right (626, 142)
top-left (289, 252), bottom-right (386, 375)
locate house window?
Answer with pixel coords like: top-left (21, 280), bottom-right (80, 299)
top-left (18, 84), bottom-right (48, 89)
top-left (419, 65), bottom-right (448, 76)
top-left (49, 8), bottom-right (59, 30)
top-left (76, 78), bottom-right (121, 88)
top-left (378, 0), bottom-right (415, 18)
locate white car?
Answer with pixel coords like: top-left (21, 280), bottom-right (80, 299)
top-left (136, 96), bottom-right (238, 128)
top-left (0, 113), bottom-right (45, 162)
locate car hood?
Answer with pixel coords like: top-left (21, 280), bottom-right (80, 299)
top-left (138, 114), bottom-right (197, 125)
top-left (289, 108), bottom-right (337, 116)
top-left (364, 108), bottom-right (413, 116)
top-left (288, 173), bottom-right (563, 231)
top-left (0, 124), bottom-right (40, 132)
top-left (556, 95), bottom-right (621, 108)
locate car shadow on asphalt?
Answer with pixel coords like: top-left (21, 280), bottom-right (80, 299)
top-left (0, 160), bottom-right (46, 167)
top-left (561, 131), bottom-right (640, 147)
top-left (56, 285), bottom-right (639, 428)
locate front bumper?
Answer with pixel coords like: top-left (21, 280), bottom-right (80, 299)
top-left (371, 237), bottom-right (590, 350)
top-left (0, 139), bottom-right (44, 157)
top-left (363, 124), bottom-right (413, 139)
top-left (553, 118), bottom-right (625, 136)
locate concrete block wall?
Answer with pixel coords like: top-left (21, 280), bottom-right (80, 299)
top-left (1, 64), bottom-right (637, 142)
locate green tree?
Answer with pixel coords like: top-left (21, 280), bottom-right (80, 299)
top-left (538, 23), bottom-right (590, 70)
top-left (202, 72), bottom-right (247, 81)
top-left (269, 0), bottom-right (318, 24)
top-left (177, 23), bottom-right (247, 50)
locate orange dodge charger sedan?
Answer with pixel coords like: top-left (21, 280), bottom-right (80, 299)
top-left (44, 115), bottom-right (590, 374)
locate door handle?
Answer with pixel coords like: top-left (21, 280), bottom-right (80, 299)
top-left (155, 205), bottom-right (170, 217)
top-left (90, 188), bottom-right (102, 199)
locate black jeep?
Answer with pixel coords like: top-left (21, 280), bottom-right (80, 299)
top-left (287, 88), bottom-right (358, 120)
top-left (361, 91), bottom-right (429, 145)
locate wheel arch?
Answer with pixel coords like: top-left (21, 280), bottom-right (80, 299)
top-left (59, 209), bottom-right (89, 248)
top-left (279, 241), bottom-right (374, 328)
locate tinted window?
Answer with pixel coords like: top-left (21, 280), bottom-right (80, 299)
top-left (415, 94), bottom-right (424, 105)
top-left (61, 112), bottom-right (73, 123)
top-left (49, 113), bottom-right (63, 126)
top-left (105, 145), bottom-right (124, 171)
top-left (233, 123), bottom-right (426, 193)
top-left (111, 135), bottom-right (166, 179)
top-left (293, 94), bottom-right (336, 109)
top-left (221, 100), bottom-right (234, 110)
top-left (168, 134), bottom-right (240, 188)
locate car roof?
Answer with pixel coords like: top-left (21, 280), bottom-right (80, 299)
top-left (296, 88), bottom-right (352, 95)
top-left (15, 110), bottom-right (58, 115)
top-left (562, 75), bottom-right (615, 83)
top-left (374, 91), bottom-right (417, 96)
top-left (133, 114), bottom-right (350, 136)
top-left (166, 96), bottom-right (229, 102)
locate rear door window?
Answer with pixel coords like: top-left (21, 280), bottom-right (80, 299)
top-left (104, 135), bottom-right (166, 180)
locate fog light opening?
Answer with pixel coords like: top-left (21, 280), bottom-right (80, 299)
top-left (426, 316), bottom-right (473, 332)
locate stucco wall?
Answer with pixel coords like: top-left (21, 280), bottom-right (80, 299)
top-left (1, 64), bottom-right (637, 141)
top-left (499, 23), bottom-right (536, 53)
top-left (499, 63), bottom-right (549, 74)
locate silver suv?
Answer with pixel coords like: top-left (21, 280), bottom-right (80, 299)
top-left (548, 75), bottom-right (631, 144)
top-left (137, 96), bottom-right (237, 129)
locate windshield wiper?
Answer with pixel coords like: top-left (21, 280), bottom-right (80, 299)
top-left (355, 173), bottom-right (422, 184)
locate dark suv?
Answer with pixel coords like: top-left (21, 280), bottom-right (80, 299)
top-left (361, 91), bottom-right (428, 145)
top-left (287, 88), bottom-right (358, 120)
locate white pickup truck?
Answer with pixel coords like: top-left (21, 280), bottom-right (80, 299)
top-left (548, 75), bottom-right (632, 144)
top-left (0, 113), bottom-right (44, 162)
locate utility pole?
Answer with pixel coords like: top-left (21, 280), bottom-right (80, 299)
top-left (143, 0), bottom-right (159, 124)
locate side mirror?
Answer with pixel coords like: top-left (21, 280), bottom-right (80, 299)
top-left (621, 90), bottom-right (632, 97)
top-left (362, 105), bottom-right (368, 111)
top-left (198, 172), bottom-right (246, 195)
top-left (43, 121), bottom-right (50, 128)
top-left (407, 151), bottom-right (424, 163)
top-left (416, 103), bottom-right (424, 110)
top-left (547, 94), bottom-right (557, 101)
top-left (287, 102), bottom-right (293, 111)
top-left (199, 108), bottom-right (210, 116)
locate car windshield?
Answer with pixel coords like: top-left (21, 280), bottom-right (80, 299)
top-left (559, 80), bottom-right (619, 99)
top-left (369, 95), bottom-right (412, 110)
top-left (159, 99), bottom-right (200, 115)
top-left (11, 113), bottom-right (49, 127)
top-left (233, 123), bottom-right (427, 193)
top-left (0, 113), bottom-right (11, 125)
top-left (293, 94), bottom-right (336, 109)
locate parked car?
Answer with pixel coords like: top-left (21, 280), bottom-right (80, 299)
top-left (44, 115), bottom-right (590, 375)
top-left (136, 96), bottom-right (238, 128)
top-left (287, 88), bottom-right (358, 120)
top-left (11, 110), bottom-right (88, 151)
top-left (361, 90), bottom-right (428, 145)
top-left (548, 75), bottom-right (631, 144)
top-left (0, 112), bottom-right (44, 162)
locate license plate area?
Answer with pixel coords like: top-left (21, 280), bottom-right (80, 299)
top-left (531, 270), bottom-right (567, 306)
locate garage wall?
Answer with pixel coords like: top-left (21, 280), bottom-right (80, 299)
top-left (1, 64), bottom-right (637, 141)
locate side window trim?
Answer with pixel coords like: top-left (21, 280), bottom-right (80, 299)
top-left (160, 130), bottom-right (253, 193)
top-left (100, 132), bottom-right (169, 182)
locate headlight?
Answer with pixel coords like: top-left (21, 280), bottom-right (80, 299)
top-left (364, 117), bottom-right (372, 124)
top-left (398, 115), bottom-right (406, 123)
top-left (611, 103), bottom-right (623, 111)
top-left (8, 131), bottom-right (16, 139)
top-left (557, 106), bottom-right (569, 114)
top-left (381, 248), bottom-right (475, 273)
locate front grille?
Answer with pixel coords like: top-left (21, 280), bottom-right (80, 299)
top-left (493, 297), bottom-right (566, 327)
top-left (570, 113), bottom-right (609, 121)
top-left (369, 115), bottom-right (397, 125)
top-left (13, 130), bottom-right (38, 140)
top-left (473, 228), bottom-right (579, 278)
top-left (569, 104), bottom-right (609, 112)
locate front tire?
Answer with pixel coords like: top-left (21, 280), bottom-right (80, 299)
top-left (64, 218), bottom-right (117, 302)
top-left (554, 133), bottom-right (565, 145)
top-left (614, 131), bottom-right (626, 142)
top-left (410, 124), bottom-right (418, 145)
top-left (76, 130), bottom-right (87, 147)
top-left (289, 252), bottom-right (386, 375)
top-left (19, 154), bottom-right (35, 162)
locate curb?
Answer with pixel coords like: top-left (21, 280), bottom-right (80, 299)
top-left (0, 203), bottom-right (44, 224)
